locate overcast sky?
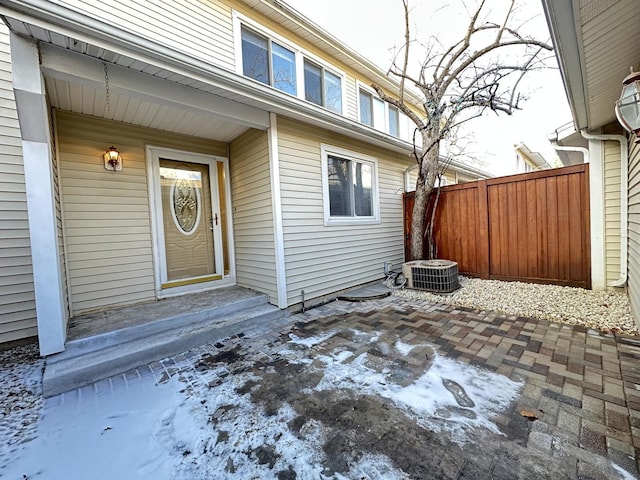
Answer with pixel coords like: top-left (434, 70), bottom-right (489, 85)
top-left (284, 0), bottom-right (573, 175)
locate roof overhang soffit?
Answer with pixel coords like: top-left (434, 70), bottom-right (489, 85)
top-left (541, 0), bottom-right (588, 131)
top-left (0, 0), bottom-right (415, 155)
top-left (543, 0), bottom-right (640, 132)
top-left (40, 43), bottom-right (270, 130)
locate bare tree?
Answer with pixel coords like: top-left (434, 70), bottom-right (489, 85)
top-left (373, 0), bottom-right (553, 260)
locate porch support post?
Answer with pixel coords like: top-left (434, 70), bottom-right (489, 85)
top-left (10, 33), bottom-right (66, 355)
top-left (268, 113), bottom-right (288, 308)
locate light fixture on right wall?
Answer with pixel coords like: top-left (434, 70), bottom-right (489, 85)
top-left (615, 67), bottom-right (640, 144)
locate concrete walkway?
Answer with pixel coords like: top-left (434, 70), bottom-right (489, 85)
top-left (12, 295), bottom-right (640, 478)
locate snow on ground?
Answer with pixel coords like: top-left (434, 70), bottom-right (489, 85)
top-left (394, 340), bottom-right (416, 356)
top-left (304, 333), bottom-right (523, 445)
top-left (1, 328), bottom-right (637, 479)
top-left (613, 462), bottom-right (639, 480)
top-left (0, 343), bottom-right (44, 473)
top-left (2, 374), bottom-right (187, 479)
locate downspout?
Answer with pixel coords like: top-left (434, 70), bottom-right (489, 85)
top-left (580, 130), bottom-right (628, 287)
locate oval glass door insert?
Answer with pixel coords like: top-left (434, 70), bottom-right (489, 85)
top-left (160, 166), bottom-right (203, 235)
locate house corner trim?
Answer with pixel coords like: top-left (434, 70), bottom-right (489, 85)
top-left (268, 113), bottom-right (288, 308)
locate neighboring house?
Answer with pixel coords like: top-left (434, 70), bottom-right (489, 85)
top-left (542, 0), bottom-right (640, 325)
top-left (513, 143), bottom-right (553, 173)
top-left (0, 0), bottom-right (492, 354)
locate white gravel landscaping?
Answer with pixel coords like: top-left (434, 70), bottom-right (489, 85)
top-left (395, 277), bottom-right (638, 336)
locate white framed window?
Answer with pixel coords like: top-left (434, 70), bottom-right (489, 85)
top-left (321, 144), bottom-right (380, 225)
top-left (358, 88), bottom-right (385, 130)
top-left (388, 106), bottom-right (400, 137)
top-left (240, 25), bottom-right (297, 95)
top-left (304, 59), bottom-right (343, 113)
top-left (359, 89), bottom-right (373, 126)
top-left (233, 11), bottom-right (344, 114)
top-left (357, 83), bottom-right (416, 141)
top-left (358, 84), bottom-right (404, 137)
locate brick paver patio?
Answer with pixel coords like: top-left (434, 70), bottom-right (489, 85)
top-left (279, 296), bottom-right (640, 477)
top-left (56, 295), bottom-right (640, 478)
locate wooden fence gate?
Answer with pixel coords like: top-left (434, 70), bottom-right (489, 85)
top-left (404, 164), bottom-right (591, 288)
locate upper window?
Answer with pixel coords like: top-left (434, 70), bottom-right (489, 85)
top-left (389, 106), bottom-right (399, 137)
top-left (304, 59), bottom-right (343, 114)
top-left (236, 16), bottom-right (344, 114)
top-left (321, 145), bottom-right (379, 225)
top-left (359, 87), bottom-right (406, 138)
top-left (241, 26), bottom-right (296, 95)
top-left (359, 90), bottom-right (373, 126)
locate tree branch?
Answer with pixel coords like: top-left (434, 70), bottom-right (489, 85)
top-left (399, 0), bottom-right (410, 103)
top-left (434, 0), bottom-right (487, 83)
top-left (441, 37), bottom-right (552, 94)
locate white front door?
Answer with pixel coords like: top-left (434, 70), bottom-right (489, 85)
top-left (148, 147), bottom-right (233, 294)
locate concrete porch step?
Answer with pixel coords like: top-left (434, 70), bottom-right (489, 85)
top-left (43, 297), bottom-right (284, 397)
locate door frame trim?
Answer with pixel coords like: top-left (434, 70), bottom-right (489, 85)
top-left (146, 146), bottom-right (235, 297)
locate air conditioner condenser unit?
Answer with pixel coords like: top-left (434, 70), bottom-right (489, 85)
top-left (402, 260), bottom-right (459, 293)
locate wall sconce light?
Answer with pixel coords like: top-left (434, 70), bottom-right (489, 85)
top-left (615, 67), bottom-right (640, 144)
top-left (103, 146), bottom-right (123, 171)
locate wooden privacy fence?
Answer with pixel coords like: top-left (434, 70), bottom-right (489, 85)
top-left (404, 164), bottom-right (591, 288)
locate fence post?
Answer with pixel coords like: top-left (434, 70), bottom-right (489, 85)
top-left (477, 180), bottom-right (490, 279)
top-left (403, 192), bottom-right (414, 261)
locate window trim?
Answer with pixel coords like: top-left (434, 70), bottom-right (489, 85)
top-left (357, 82), bottom-right (412, 139)
top-left (320, 144), bottom-right (380, 226)
top-left (233, 10), bottom-right (346, 113)
top-left (303, 58), bottom-right (344, 113)
top-left (358, 88), bottom-right (374, 126)
top-left (234, 12), bottom-right (298, 75)
top-left (239, 24), bottom-right (297, 95)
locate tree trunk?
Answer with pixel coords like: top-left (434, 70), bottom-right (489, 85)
top-left (410, 176), bottom-right (428, 260)
top-left (409, 130), bottom-right (439, 260)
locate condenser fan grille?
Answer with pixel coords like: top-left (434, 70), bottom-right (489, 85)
top-left (402, 260), bottom-right (459, 293)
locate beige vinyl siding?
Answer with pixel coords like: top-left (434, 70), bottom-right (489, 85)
top-left (50, 104), bottom-right (70, 330)
top-left (0, 25), bottom-right (37, 343)
top-left (628, 138), bottom-right (640, 328)
top-left (603, 140), bottom-right (622, 288)
top-left (277, 117), bottom-right (410, 305)
top-left (56, 111), bottom-right (228, 314)
top-left (229, 129), bottom-right (277, 302)
top-left (345, 76), bottom-right (358, 121)
top-left (56, 0), bottom-right (235, 71)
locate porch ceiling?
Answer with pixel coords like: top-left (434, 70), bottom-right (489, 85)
top-left (44, 76), bottom-right (250, 143)
top-left (8, 16), bottom-right (265, 142)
